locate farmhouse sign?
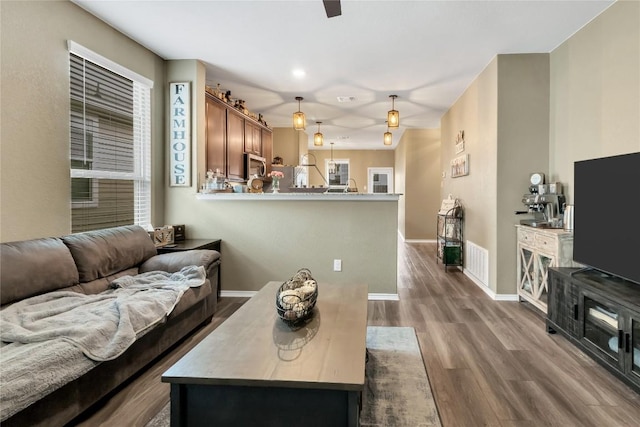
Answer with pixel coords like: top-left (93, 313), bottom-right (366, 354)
top-left (169, 82), bottom-right (191, 186)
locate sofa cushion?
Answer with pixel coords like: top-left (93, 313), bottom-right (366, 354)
top-left (1, 238), bottom-right (79, 306)
top-left (62, 225), bottom-right (157, 283)
top-left (60, 267), bottom-right (140, 295)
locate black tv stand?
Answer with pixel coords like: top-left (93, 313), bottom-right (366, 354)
top-left (569, 266), bottom-right (596, 277)
top-left (570, 267), bottom-right (634, 284)
top-left (547, 267), bottom-right (640, 394)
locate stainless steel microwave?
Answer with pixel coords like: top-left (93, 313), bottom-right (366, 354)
top-left (244, 154), bottom-right (266, 180)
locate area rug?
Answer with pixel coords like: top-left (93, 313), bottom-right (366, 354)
top-left (146, 326), bottom-right (441, 427)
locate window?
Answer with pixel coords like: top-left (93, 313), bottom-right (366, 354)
top-left (368, 167), bottom-right (394, 194)
top-left (326, 159), bottom-right (349, 188)
top-left (69, 42), bottom-right (153, 233)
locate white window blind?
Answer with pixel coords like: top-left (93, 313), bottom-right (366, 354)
top-left (69, 43), bottom-right (152, 233)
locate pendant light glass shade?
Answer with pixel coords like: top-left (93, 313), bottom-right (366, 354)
top-left (314, 121), bottom-right (323, 146)
top-left (328, 143), bottom-right (336, 174)
top-left (293, 96), bottom-right (306, 130)
top-left (384, 129), bottom-right (393, 146)
top-left (387, 95), bottom-right (399, 129)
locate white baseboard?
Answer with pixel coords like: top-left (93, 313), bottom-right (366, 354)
top-left (463, 269), bottom-right (518, 301)
top-left (368, 293), bottom-right (400, 301)
top-left (494, 293), bottom-right (519, 301)
top-left (404, 239), bottom-right (437, 243)
top-left (221, 290), bottom-right (399, 301)
top-left (220, 290), bottom-right (257, 298)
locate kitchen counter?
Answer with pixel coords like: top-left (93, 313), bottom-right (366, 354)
top-left (196, 193), bottom-right (402, 201)
top-left (171, 190), bottom-right (399, 296)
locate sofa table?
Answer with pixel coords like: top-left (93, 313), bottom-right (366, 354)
top-left (157, 239), bottom-right (221, 298)
top-left (161, 281), bottom-right (368, 427)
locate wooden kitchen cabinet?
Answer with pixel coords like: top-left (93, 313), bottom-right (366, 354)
top-left (245, 122), bottom-right (262, 155)
top-left (227, 109), bottom-right (245, 181)
top-left (205, 96), bottom-right (226, 177)
top-left (204, 92), bottom-right (272, 182)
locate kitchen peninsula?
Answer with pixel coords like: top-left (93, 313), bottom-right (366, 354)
top-left (196, 193), bottom-right (400, 201)
top-left (176, 192), bottom-right (400, 298)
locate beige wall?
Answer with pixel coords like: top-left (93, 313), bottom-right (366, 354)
top-left (399, 129), bottom-right (441, 241)
top-left (308, 149), bottom-right (394, 191)
top-left (550, 0), bottom-right (640, 201)
top-left (439, 1), bottom-right (640, 296)
top-left (0, 0), bottom-right (166, 242)
top-left (441, 54), bottom-right (550, 294)
top-left (272, 128), bottom-right (308, 166)
top-left (395, 138), bottom-right (408, 239)
top-left (441, 57), bottom-right (498, 289)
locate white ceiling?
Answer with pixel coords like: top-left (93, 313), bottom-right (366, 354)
top-left (72, 0), bottom-right (613, 150)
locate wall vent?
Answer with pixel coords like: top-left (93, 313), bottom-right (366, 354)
top-left (466, 241), bottom-right (489, 287)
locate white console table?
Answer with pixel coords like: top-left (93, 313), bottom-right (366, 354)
top-left (516, 225), bottom-right (576, 313)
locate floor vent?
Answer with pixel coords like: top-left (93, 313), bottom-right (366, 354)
top-left (466, 241), bottom-right (489, 287)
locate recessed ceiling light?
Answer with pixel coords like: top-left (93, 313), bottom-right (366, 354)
top-left (337, 96), bottom-right (355, 103)
top-left (337, 136), bottom-right (350, 140)
top-left (292, 69), bottom-right (306, 78)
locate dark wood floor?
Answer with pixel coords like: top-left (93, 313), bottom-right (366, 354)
top-left (76, 242), bottom-right (640, 426)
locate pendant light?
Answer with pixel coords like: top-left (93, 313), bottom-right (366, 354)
top-left (314, 121), bottom-right (324, 146)
top-left (328, 142), bottom-right (336, 174)
top-left (387, 95), bottom-right (399, 129)
top-left (383, 125), bottom-right (393, 146)
top-left (293, 96), bottom-right (306, 130)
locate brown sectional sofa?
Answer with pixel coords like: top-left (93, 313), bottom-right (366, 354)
top-left (0, 225), bottom-right (220, 427)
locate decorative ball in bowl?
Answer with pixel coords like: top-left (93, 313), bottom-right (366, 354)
top-left (276, 268), bottom-right (318, 328)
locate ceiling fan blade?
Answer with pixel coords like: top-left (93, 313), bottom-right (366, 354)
top-left (323, 0), bottom-right (342, 18)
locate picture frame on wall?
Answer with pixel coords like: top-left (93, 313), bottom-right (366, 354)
top-left (455, 130), bottom-right (465, 154)
top-left (451, 154), bottom-right (469, 178)
top-left (169, 82), bottom-right (191, 187)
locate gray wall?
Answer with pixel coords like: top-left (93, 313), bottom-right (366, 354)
top-left (0, 0), bottom-right (166, 242)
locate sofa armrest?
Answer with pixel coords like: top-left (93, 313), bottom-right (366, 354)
top-left (139, 250), bottom-right (220, 278)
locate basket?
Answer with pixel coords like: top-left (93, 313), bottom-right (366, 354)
top-left (275, 268), bottom-right (318, 327)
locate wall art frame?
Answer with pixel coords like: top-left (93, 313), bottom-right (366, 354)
top-left (455, 130), bottom-right (465, 154)
top-left (169, 82), bottom-right (191, 187)
top-left (451, 154), bottom-right (469, 178)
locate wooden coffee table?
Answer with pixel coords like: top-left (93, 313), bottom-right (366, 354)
top-left (162, 281), bottom-right (368, 427)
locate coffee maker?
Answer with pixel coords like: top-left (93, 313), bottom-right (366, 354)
top-left (516, 173), bottom-right (566, 228)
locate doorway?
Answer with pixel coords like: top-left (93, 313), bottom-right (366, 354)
top-left (368, 167), bottom-right (394, 193)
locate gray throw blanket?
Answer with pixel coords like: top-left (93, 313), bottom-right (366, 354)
top-left (0, 265), bottom-right (206, 362)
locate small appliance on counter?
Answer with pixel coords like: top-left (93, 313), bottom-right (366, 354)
top-left (247, 175), bottom-right (264, 193)
top-left (563, 204), bottom-right (574, 231)
top-left (516, 172), bottom-right (566, 228)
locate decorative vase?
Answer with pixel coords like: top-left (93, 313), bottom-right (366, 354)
top-left (272, 178), bottom-right (280, 193)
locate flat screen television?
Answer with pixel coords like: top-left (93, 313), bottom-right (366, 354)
top-left (573, 152), bottom-right (640, 284)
